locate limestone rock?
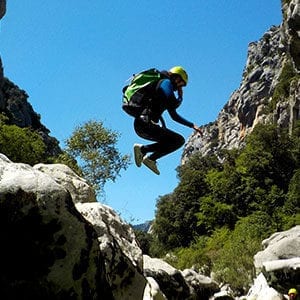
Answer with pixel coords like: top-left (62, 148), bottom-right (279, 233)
top-left (254, 226), bottom-right (300, 270)
top-left (246, 273), bottom-right (284, 300)
top-left (0, 74), bottom-right (61, 157)
top-left (182, 0), bottom-right (300, 163)
top-left (76, 202), bottom-right (146, 300)
top-left (143, 255), bottom-right (218, 299)
top-left (144, 277), bottom-right (167, 300)
top-left (0, 154), bottom-right (112, 299)
top-left (34, 163), bottom-right (96, 204)
top-left (182, 268), bottom-right (219, 297)
top-left (253, 226), bottom-right (300, 295)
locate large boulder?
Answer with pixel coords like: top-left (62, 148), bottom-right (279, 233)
top-left (143, 255), bottom-right (219, 299)
top-left (76, 202), bottom-right (147, 300)
top-left (34, 163), bottom-right (96, 204)
top-left (143, 276), bottom-right (167, 300)
top-left (246, 273), bottom-right (284, 300)
top-left (143, 255), bottom-right (191, 299)
top-left (254, 226), bottom-right (300, 268)
top-left (0, 154), bottom-right (113, 299)
top-left (253, 226), bottom-right (300, 295)
top-left (32, 162), bottom-right (147, 299)
top-left (35, 163), bottom-right (146, 300)
top-left (1, 154), bottom-right (222, 299)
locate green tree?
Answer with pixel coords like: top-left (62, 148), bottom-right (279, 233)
top-left (53, 151), bottom-right (83, 176)
top-left (196, 195), bottom-right (235, 234)
top-left (134, 229), bottom-right (153, 255)
top-left (0, 123), bottom-right (46, 165)
top-left (168, 235), bottom-right (211, 273)
top-left (212, 212), bottom-right (275, 294)
top-left (64, 120), bottom-right (130, 195)
top-left (282, 169), bottom-right (300, 228)
top-left (237, 124), bottom-right (295, 191)
top-left (152, 153), bottom-right (221, 250)
top-left (235, 124), bottom-right (295, 214)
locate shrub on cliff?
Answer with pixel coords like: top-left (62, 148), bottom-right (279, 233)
top-left (0, 123), bottom-right (46, 165)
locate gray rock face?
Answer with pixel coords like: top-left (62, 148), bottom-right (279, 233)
top-left (0, 78), bottom-right (62, 156)
top-left (253, 226), bottom-right (300, 295)
top-left (0, 154), bottom-right (113, 299)
top-left (1, 154), bottom-right (221, 299)
top-left (76, 202), bottom-right (147, 300)
top-left (182, 0), bottom-right (300, 163)
top-left (254, 226), bottom-right (300, 269)
top-left (0, 55), bottom-right (61, 157)
top-left (143, 255), bottom-right (219, 299)
top-left (34, 163), bottom-right (96, 203)
top-left (0, 1), bottom-right (60, 157)
top-left (246, 273), bottom-right (284, 300)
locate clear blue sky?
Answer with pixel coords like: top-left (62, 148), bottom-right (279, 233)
top-left (1, 1), bottom-right (282, 224)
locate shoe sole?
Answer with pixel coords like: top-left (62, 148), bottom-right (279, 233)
top-left (134, 144), bottom-right (143, 167)
top-left (142, 159), bottom-right (160, 175)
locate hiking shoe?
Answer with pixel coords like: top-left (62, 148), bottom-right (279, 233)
top-left (142, 157), bottom-right (160, 175)
top-left (134, 144), bottom-right (144, 167)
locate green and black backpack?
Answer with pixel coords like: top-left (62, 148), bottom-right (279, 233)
top-left (122, 68), bottom-right (168, 118)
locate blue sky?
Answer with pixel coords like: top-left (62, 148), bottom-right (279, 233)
top-left (1, 1), bottom-right (282, 224)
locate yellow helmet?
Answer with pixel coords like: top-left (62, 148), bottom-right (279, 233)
top-left (288, 288), bottom-right (298, 295)
top-left (169, 66), bottom-right (188, 85)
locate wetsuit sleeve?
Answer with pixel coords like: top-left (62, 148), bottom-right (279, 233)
top-left (158, 79), bottom-right (194, 128)
top-left (168, 108), bottom-right (194, 128)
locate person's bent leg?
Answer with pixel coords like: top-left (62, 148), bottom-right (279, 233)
top-left (134, 118), bottom-right (185, 160)
top-left (148, 128), bottom-right (185, 161)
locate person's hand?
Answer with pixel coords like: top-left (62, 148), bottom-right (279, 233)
top-left (193, 124), bottom-right (203, 137)
top-left (177, 87), bottom-right (183, 99)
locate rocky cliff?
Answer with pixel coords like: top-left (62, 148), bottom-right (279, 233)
top-left (0, 74), bottom-right (61, 156)
top-left (0, 154), bottom-right (221, 299)
top-left (182, 0), bottom-right (300, 163)
top-left (0, 153), bottom-right (299, 299)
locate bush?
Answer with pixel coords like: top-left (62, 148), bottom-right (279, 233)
top-left (64, 120), bottom-right (130, 195)
top-left (53, 151), bottom-right (83, 176)
top-left (0, 124), bottom-right (46, 165)
top-left (169, 236), bottom-right (211, 274)
top-left (270, 61), bottom-right (300, 110)
top-left (134, 229), bottom-right (153, 255)
top-left (211, 212), bottom-right (275, 294)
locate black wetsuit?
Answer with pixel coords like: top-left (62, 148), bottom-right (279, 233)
top-left (134, 78), bottom-right (194, 161)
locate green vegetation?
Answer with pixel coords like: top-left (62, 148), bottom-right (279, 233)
top-left (0, 117), bottom-right (47, 165)
top-left (270, 60), bottom-right (300, 111)
top-left (1, 103), bottom-right (299, 294)
top-left (63, 120), bottom-right (130, 195)
top-left (0, 114), bottom-right (130, 197)
top-left (143, 123), bottom-right (300, 294)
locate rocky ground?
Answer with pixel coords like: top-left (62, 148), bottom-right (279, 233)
top-left (0, 154), bottom-right (299, 299)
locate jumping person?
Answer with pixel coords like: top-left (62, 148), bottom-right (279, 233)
top-left (132, 66), bottom-right (202, 175)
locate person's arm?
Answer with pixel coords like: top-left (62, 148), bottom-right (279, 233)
top-left (158, 79), bottom-right (203, 136)
top-left (168, 108), bottom-right (203, 136)
top-left (192, 124), bottom-right (203, 136)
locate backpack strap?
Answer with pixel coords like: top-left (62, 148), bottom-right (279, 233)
top-left (159, 116), bottom-right (166, 128)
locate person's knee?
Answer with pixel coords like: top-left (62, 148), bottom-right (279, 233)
top-left (175, 134), bottom-right (185, 148)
